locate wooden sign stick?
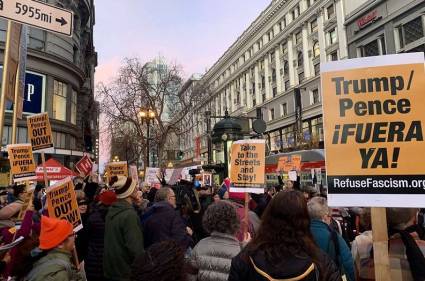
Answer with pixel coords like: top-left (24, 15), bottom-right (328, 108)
top-left (243, 192), bottom-right (249, 238)
top-left (41, 152), bottom-right (48, 188)
top-left (371, 207), bottom-right (391, 281)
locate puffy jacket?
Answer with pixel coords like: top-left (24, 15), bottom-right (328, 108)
top-left (104, 200), bottom-right (144, 281)
top-left (142, 201), bottom-right (193, 249)
top-left (26, 249), bottom-right (84, 281)
top-left (84, 204), bottom-right (109, 280)
top-left (188, 232), bottom-right (241, 281)
top-left (228, 249), bottom-right (342, 281)
top-left (310, 219), bottom-right (355, 281)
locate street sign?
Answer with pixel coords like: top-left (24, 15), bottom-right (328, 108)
top-left (0, 0), bottom-right (73, 36)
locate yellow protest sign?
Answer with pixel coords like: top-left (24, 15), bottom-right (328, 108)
top-left (27, 112), bottom-right (53, 152)
top-left (230, 139), bottom-right (265, 193)
top-left (7, 144), bottom-right (36, 182)
top-left (46, 177), bottom-right (82, 231)
top-left (321, 53), bottom-right (425, 207)
top-left (106, 161), bottom-right (128, 178)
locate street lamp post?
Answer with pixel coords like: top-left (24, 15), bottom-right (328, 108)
top-left (139, 108), bottom-right (156, 172)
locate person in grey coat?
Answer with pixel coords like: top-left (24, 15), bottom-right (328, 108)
top-left (188, 200), bottom-right (244, 281)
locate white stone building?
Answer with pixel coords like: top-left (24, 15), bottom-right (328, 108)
top-left (179, 0), bottom-right (360, 165)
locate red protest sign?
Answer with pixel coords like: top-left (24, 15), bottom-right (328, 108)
top-left (75, 155), bottom-right (93, 176)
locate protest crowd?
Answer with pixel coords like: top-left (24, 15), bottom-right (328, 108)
top-left (0, 172), bottom-right (422, 281)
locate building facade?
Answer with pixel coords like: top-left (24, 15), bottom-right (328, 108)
top-left (179, 0), bottom-right (357, 165)
top-left (345, 0), bottom-right (424, 58)
top-left (0, 0), bottom-right (97, 169)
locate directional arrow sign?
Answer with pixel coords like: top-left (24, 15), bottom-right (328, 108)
top-left (0, 0), bottom-right (73, 36)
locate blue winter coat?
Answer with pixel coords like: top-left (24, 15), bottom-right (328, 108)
top-left (310, 219), bottom-right (355, 281)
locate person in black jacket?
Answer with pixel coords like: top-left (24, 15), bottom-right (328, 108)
top-left (84, 190), bottom-right (117, 281)
top-left (142, 187), bottom-right (193, 250)
top-left (228, 190), bottom-right (342, 281)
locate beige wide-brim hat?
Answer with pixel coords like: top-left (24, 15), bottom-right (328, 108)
top-left (109, 176), bottom-right (137, 199)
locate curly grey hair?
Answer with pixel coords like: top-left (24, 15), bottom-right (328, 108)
top-left (202, 201), bottom-right (240, 235)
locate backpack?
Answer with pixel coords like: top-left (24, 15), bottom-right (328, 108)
top-left (326, 224), bottom-right (341, 269)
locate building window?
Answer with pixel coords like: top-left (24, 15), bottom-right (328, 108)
top-left (314, 63), bottom-right (320, 76)
top-left (295, 31), bottom-right (302, 44)
top-left (71, 90), bottom-right (77, 125)
top-left (327, 28), bottom-right (337, 45)
top-left (53, 131), bottom-right (66, 149)
top-left (53, 80), bottom-right (67, 121)
top-left (330, 51), bottom-right (338, 61)
top-left (269, 108), bottom-right (275, 120)
top-left (327, 4), bottom-right (335, 19)
top-left (306, 0), bottom-right (311, 8)
top-left (311, 89), bottom-right (320, 104)
top-left (297, 51), bottom-right (303, 67)
top-left (283, 60), bottom-right (289, 75)
top-left (284, 80), bottom-right (290, 91)
top-left (281, 103), bottom-right (288, 117)
top-left (292, 5), bottom-right (300, 20)
top-left (282, 42), bottom-right (288, 54)
top-left (273, 87), bottom-right (277, 97)
top-left (262, 93), bottom-right (266, 103)
top-left (311, 18), bottom-right (318, 33)
top-left (359, 37), bottom-right (386, 57)
top-left (253, 99), bottom-right (256, 106)
top-left (313, 41), bottom-right (320, 57)
top-left (298, 71), bottom-right (305, 83)
top-left (397, 17), bottom-right (424, 48)
top-left (361, 40), bottom-right (379, 57)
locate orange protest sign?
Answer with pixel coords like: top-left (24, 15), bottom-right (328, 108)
top-left (7, 144), bottom-right (36, 182)
top-left (106, 161), bottom-right (128, 178)
top-left (321, 53), bottom-right (425, 207)
top-left (27, 112), bottom-right (53, 152)
top-left (46, 177), bottom-right (82, 231)
top-left (230, 139), bottom-right (265, 193)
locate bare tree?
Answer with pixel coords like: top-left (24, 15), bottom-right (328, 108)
top-left (98, 57), bottom-right (195, 168)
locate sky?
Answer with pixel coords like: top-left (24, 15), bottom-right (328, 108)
top-left (94, 0), bottom-right (270, 84)
top-left (94, 0), bottom-right (271, 167)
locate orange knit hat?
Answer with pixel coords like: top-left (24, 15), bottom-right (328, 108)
top-left (39, 216), bottom-right (73, 250)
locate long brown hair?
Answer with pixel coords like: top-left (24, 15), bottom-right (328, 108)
top-left (246, 190), bottom-right (319, 264)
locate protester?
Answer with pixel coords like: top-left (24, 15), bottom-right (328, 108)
top-left (104, 176), bottom-right (144, 281)
top-left (188, 201), bottom-right (243, 281)
top-left (75, 190), bottom-right (89, 262)
top-left (352, 208), bottom-right (425, 281)
top-left (307, 197), bottom-right (355, 281)
top-left (0, 183), bottom-right (26, 227)
top-left (25, 216), bottom-right (83, 280)
top-left (228, 190), bottom-right (341, 281)
top-left (228, 191), bottom-right (255, 241)
top-left (131, 241), bottom-right (189, 281)
top-left (142, 187), bottom-right (193, 249)
top-left (85, 190), bottom-right (117, 281)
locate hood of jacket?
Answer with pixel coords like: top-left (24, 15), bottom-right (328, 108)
top-left (249, 250), bottom-right (316, 280)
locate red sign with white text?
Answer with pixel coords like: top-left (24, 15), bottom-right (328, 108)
top-left (75, 155), bottom-right (93, 176)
